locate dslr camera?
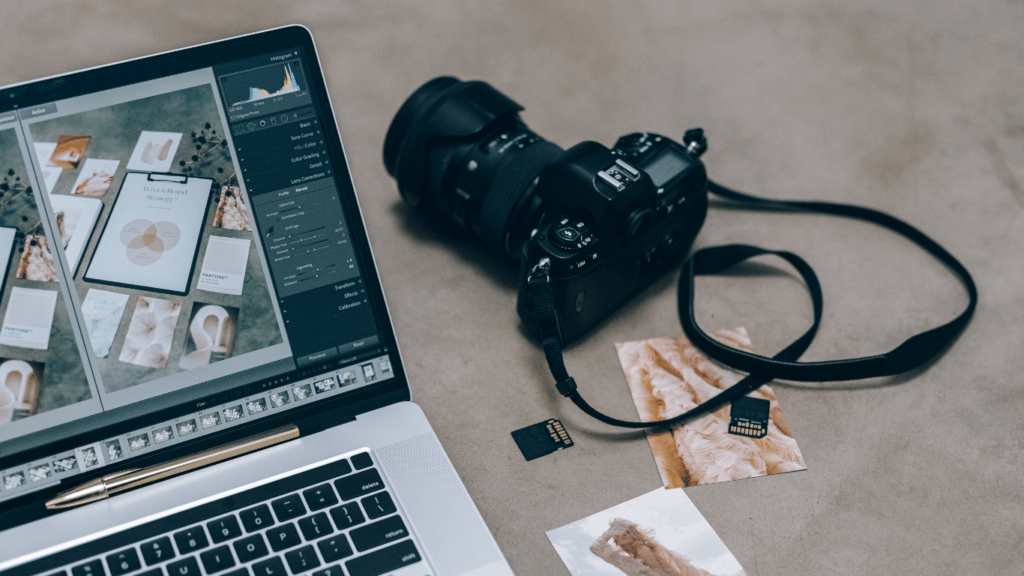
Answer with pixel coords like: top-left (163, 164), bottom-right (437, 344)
top-left (384, 77), bottom-right (709, 343)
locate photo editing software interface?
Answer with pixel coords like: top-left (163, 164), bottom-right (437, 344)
top-left (0, 48), bottom-right (395, 503)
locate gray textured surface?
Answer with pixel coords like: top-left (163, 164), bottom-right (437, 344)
top-left (1, 1), bottom-right (1022, 574)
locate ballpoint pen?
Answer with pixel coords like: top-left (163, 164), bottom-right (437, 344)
top-left (45, 425), bottom-right (300, 510)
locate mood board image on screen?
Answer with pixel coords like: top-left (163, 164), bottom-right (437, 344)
top-left (0, 124), bottom-right (95, 434)
top-left (0, 70), bottom-right (294, 445)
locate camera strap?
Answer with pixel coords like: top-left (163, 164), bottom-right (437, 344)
top-left (527, 179), bottom-right (977, 429)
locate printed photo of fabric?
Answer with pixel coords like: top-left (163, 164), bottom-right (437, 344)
top-left (615, 328), bottom-right (806, 488)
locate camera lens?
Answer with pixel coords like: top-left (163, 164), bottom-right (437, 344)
top-left (383, 77), bottom-right (563, 260)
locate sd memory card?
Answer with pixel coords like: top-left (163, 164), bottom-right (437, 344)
top-left (729, 396), bottom-right (770, 438)
top-left (511, 419), bottom-right (574, 461)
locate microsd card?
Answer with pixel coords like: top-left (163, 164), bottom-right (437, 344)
top-left (511, 419), bottom-right (574, 461)
top-left (729, 397), bottom-right (770, 438)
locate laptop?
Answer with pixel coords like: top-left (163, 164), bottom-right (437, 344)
top-left (0, 25), bottom-right (513, 576)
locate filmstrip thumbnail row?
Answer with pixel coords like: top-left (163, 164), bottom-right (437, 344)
top-left (0, 356), bottom-right (393, 501)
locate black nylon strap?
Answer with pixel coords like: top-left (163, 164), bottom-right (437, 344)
top-left (526, 179), bottom-right (977, 429)
top-left (679, 180), bottom-right (978, 381)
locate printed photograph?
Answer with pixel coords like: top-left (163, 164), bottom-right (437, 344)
top-left (213, 186), bottom-right (252, 231)
top-left (0, 358), bottom-right (44, 423)
top-left (32, 142), bottom-right (60, 193)
top-left (126, 131), bottom-right (182, 173)
top-left (616, 328), bottom-right (807, 489)
top-left (16, 234), bottom-right (58, 282)
top-left (179, 303), bottom-right (238, 370)
top-left (548, 488), bottom-right (747, 576)
top-left (49, 194), bottom-right (102, 273)
top-left (70, 159), bottom-right (119, 197)
top-left (49, 135), bottom-right (91, 169)
top-left (118, 297), bottom-right (182, 369)
top-left (80, 289), bottom-right (130, 358)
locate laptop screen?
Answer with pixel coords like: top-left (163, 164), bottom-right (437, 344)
top-left (0, 28), bottom-right (405, 507)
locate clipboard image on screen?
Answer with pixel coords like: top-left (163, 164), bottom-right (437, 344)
top-left (84, 173), bottom-right (213, 295)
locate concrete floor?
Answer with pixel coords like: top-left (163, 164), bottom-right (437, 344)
top-left (2, 1), bottom-right (1022, 574)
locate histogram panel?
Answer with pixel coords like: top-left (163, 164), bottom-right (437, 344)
top-left (221, 61), bottom-right (308, 107)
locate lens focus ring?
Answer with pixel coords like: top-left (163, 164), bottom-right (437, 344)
top-left (477, 141), bottom-right (563, 254)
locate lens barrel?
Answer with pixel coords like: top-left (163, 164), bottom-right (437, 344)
top-left (383, 77), bottom-right (563, 259)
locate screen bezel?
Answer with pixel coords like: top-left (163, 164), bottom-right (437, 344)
top-left (0, 25), bottom-right (411, 517)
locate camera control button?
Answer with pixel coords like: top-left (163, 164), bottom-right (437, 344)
top-left (552, 225), bottom-right (587, 252)
top-left (557, 228), bottom-right (579, 242)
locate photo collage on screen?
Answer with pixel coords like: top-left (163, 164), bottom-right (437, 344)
top-left (26, 84), bottom-right (286, 398)
top-left (0, 126), bottom-right (93, 428)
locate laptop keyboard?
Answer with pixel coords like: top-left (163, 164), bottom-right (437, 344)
top-left (10, 451), bottom-right (425, 576)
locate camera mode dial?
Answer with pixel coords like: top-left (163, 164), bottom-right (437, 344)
top-left (613, 132), bottom-right (664, 160)
top-left (550, 217), bottom-right (597, 253)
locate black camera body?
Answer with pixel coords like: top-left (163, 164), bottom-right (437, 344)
top-left (517, 134), bottom-right (708, 343)
top-left (383, 77), bottom-right (708, 344)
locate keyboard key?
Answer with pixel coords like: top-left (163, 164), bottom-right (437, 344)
top-left (173, 527), bottom-right (209, 553)
top-left (316, 536), bottom-right (353, 563)
top-left (199, 546), bottom-right (236, 574)
top-left (345, 540), bottom-right (421, 576)
top-left (106, 549), bottom-right (141, 576)
top-left (251, 557), bottom-right (287, 576)
top-left (283, 546), bottom-right (320, 574)
top-left (298, 512), bottom-right (333, 541)
top-left (328, 503), bottom-right (365, 530)
top-left (207, 515), bottom-right (242, 543)
top-left (326, 458), bottom-right (351, 479)
top-left (361, 492), bottom-right (396, 520)
top-left (72, 559), bottom-right (106, 576)
top-left (138, 569), bottom-right (163, 576)
top-left (350, 515), bottom-right (409, 552)
top-left (350, 453), bottom-right (372, 470)
top-left (270, 494), bottom-right (306, 521)
top-left (222, 569), bottom-right (249, 576)
top-left (48, 572), bottom-right (68, 576)
top-left (266, 523), bottom-right (302, 551)
top-left (240, 504), bottom-right (275, 532)
top-left (233, 534), bottom-right (270, 563)
top-left (166, 557), bottom-right (200, 576)
top-left (334, 469), bottom-right (384, 501)
top-left (311, 566), bottom-right (342, 576)
top-left (140, 537), bottom-right (176, 565)
top-left (301, 484), bottom-right (338, 511)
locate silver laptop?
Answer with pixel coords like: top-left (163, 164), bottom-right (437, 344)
top-left (0, 25), bottom-right (512, 576)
